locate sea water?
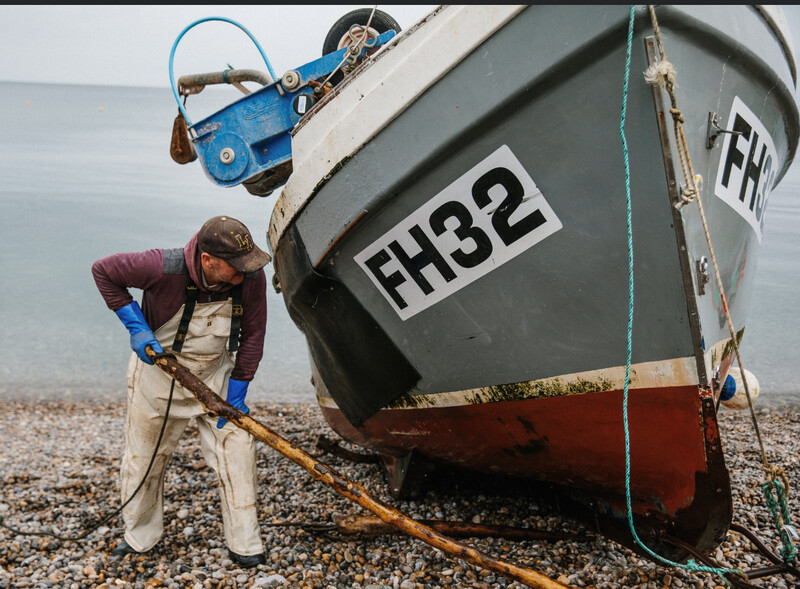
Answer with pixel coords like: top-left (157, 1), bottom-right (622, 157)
top-left (0, 81), bottom-right (798, 404)
top-left (0, 82), bottom-right (315, 402)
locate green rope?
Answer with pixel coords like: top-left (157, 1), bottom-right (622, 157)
top-left (619, 4), bottom-right (742, 583)
top-left (763, 479), bottom-right (798, 562)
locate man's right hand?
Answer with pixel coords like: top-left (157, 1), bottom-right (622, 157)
top-left (115, 302), bottom-right (163, 364)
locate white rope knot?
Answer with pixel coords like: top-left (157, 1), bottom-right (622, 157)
top-left (674, 186), bottom-right (697, 210)
top-left (767, 464), bottom-right (791, 493)
top-left (643, 59), bottom-right (676, 86)
top-left (669, 108), bottom-right (685, 124)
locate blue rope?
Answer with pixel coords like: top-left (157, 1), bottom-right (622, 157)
top-left (619, 4), bottom-right (742, 583)
top-left (168, 16), bottom-right (277, 126)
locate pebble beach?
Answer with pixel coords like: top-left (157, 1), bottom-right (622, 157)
top-left (1, 400), bottom-right (798, 589)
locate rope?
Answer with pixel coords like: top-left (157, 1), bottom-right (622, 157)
top-left (620, 5), bottom-right (743, 582)
top-left (764, 477), bottom-right (798, 562)
top-left (643, 3), bottom-right (796, 564)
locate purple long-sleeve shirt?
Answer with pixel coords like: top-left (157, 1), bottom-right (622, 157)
top-left (92, 233), bottom-right (267, 381)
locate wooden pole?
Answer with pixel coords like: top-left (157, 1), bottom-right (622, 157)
top-left (148, 350), bottom-right (575, 589)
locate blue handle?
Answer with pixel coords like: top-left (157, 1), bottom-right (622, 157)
top-left (169, 16), bottom-right (277, 126)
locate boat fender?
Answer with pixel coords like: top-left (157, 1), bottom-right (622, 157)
top-left (720, 367), bottom-right (760, 409)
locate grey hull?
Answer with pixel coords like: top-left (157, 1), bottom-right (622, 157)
top-left (267, 4), bottom-right (798, 560)
top-left (273, 5), bottom-right (797, 423)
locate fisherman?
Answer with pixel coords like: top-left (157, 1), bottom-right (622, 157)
top-left (92, 215), bottom-right (271, 568)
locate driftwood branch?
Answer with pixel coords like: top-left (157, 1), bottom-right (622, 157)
top-left (148, 349), bottom-right (575, 589)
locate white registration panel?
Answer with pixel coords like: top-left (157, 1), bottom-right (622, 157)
top-left (355, 145), bottom-right (562, 320)
top-left (714, 96), bottom-right (778, 243)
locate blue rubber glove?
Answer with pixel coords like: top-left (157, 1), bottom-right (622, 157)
top-left (217, 378), bottom-right (250, 428)
top-left (115, 301), bottom-right (163, 365)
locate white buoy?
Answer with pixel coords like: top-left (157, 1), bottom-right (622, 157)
top-left (720, 367), bottom-right (760, 409)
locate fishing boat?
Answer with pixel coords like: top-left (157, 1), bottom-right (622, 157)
top-left (169, 5), bottom-right (799, 563)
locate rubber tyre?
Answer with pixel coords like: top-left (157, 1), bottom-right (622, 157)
top-left (321, 8), bottom-right (401, 85)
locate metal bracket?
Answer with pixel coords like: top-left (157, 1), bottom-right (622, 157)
top-left (696, 256), bottom-right (710, 295)
top-left (707, 111), bottom-right (743, 149)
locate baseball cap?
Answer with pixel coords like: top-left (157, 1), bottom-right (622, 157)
top-left (198, 215), bottom-right (271, 273)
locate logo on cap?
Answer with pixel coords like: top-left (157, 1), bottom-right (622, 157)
top-left (235, 233), bottom-right (254, 251)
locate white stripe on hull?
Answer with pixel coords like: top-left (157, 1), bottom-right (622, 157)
top-left (315, 337), bottom-right (738, 411)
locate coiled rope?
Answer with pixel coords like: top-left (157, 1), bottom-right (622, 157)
top-left (620, 5), bottom-right (743, 583)
top-left (642, 4), bottom-right (797, 565)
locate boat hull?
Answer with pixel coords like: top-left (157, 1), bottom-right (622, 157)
top-left (267, 4), bottom-right (798, 559)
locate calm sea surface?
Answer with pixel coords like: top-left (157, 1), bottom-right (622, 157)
top-left (1, 82), bottom-right (798, 405)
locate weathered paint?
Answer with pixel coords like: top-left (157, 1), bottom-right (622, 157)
top-left (319, 382), bottom-right (731, 556)
top-left (707, 327), bottom-right (746, 373)
top-left (318, 356), bottom-right (700, 411)
top-left (465, 376), bottom-right (615, 405)
top-left (719, 327), bottom-right (746, 364)
top-left (706, 327), bottom-right (746, 397)
top-left (322, 385), bottom-right (706, 510)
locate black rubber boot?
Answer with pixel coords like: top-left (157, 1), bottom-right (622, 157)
top-left (228, 549), bottom-right (266, 569)
top-left (111, 539), bottom-right (140, 557)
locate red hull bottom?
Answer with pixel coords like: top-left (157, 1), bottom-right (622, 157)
top-left (319, 385), bottom-right (732, 558)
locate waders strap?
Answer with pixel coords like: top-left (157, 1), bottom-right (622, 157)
top-left (229, 284), bottom-right (244, 353)
top-left (172, 284), bottom-right (199, 352)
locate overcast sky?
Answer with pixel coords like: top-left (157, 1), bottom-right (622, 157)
top-left (2, 5), bottom-right (800, 89)
top-left (0, 5), bottom-right (437, 88)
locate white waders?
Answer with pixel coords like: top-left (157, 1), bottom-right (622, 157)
top-left (120, 298), bottom-right (263, 556)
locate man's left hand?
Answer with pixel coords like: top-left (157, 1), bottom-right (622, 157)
top-left (217, 378), bottom-right (251, 428)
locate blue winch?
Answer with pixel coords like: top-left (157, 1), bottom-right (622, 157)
top-left (168, 16), bottom-right (397, 196)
